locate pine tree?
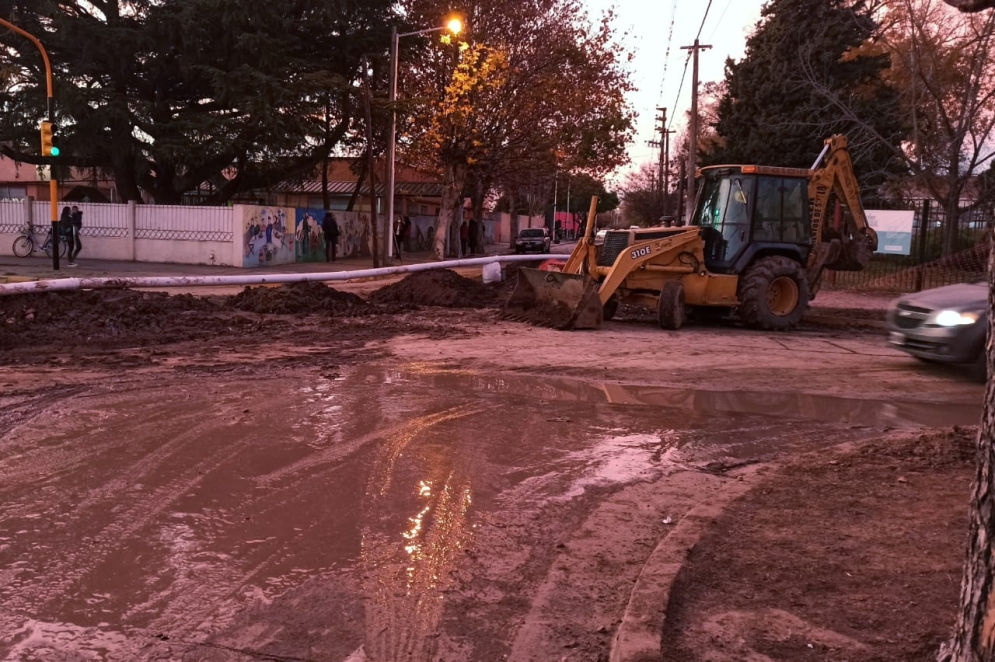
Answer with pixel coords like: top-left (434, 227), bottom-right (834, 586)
top-left (704, 0), bottom-right (907, 193)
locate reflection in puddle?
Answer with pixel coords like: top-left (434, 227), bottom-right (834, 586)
top-left (369, 365), bottom-right (980, 429)
top-left (566, 432), bottom-right (682, 498)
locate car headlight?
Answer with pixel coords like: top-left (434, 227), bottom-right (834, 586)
top-left (934, 310), bottom-right (982, 327)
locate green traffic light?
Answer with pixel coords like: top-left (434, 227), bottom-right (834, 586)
top-left (50, 146), bottom-right (59, 157)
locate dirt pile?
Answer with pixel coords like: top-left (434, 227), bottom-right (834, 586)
top-left (369, 269), bottom-right (497, 308)
top-left (229, 282), bottom-right (369, 315)
top-left (0, 289), bottom-right (243, 347)
top-left (853, 426), bottom-right (976, 470)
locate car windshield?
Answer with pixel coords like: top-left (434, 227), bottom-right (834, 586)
top-left (520, 229), bottom-right (545, 238)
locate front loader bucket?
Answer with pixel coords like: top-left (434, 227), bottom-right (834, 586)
top-left (502, 268), bottom-right (603, 330)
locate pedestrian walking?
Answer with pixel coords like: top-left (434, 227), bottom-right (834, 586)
top-left (322, 211), bottom-right (339, 262)
top-left (59, 206), bottom-right (75, 263)
top-left (393, 217), bottom-right (404, 262)
top-left (68, 205), bottom-right (83, 265)
top-left (460, 220), bottom-right (469, 255)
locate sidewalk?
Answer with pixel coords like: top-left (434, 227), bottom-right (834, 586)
top-left (0, 245), bottom-right (513, 284)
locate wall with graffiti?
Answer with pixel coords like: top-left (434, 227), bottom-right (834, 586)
top-left (294, 209), bottom-right (327, 262)
top-left (242, 206), bottom-right (295, 267)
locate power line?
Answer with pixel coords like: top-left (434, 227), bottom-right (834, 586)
top-left (667, 51), bottom-right (692, 132)
top-left (657, 0), bottom-right (678, 103)
top-left (695, 0), bottom-right (714, 42)
top-left (706, 0), bottom-right (734, 42)
top-left (668, 0), bottom-right (717, 132)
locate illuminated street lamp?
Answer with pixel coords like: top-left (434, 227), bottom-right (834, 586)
top-left (0, 17), bottom-right (61, 270)
top-left (385, 17), bottom-right (463, 258)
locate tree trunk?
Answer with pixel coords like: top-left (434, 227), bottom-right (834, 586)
top-left (939, 232), bottom-right (995, 662)
top-left (361, 73), bottom-right (381, 268)
top-left (470, 174), bottom-right (490, 254)
top-left (943, 195), bottom-right (963, 258)
top-left (433, 162), bottom-right (467, 261)
top-left (322, 101), bottom-right (331, 210)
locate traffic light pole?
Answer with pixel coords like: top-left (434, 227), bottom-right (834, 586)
top-left (0, 18), bottom-right (60, 270)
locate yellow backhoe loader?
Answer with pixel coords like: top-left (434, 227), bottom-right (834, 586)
top-left (504, 134), bottom-right (878, 330)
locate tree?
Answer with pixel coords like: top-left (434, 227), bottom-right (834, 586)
top-left (401, 0), bottom-right (634, 259)
top-left (704, 0), bottom-right (908, 195)
top-left (823, 0), bottom-right (995, 255)
top-left (944, 0), bottom-right (995, 10)
top-left (619, 163), bottom-right (668, 226)
top-left (0, 0), bottom-right (394, 203)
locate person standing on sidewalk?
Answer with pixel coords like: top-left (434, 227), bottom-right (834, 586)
top-left (59, 206), bottom-right (75, 262)
top-left (321, 211), bottom-right (339, 262)
top-left (67, 205), bottom-right (83, 266)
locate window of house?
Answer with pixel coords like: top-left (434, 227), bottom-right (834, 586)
top-left (0, 186), bottom-right (27, 200)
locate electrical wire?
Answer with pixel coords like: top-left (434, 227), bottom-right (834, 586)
top-left (657, 0), bottom-right (678, 104)
top-left (696, 0), bottom-right (714, 42)
top-left (668, 0), bottom-right (715, 132)
top-left (667, 52), bottom-right (692, 132)
top-left (706, 0), bottom-right (734, 42)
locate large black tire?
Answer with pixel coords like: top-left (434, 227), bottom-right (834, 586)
top-left (12, 236), bottom-right (32, 258)
top-left (657, 281), bottom-right (685, 330)
top-left (738, 256), bottom-right (809, 330)
top-left (603, 294), bottom-right (619, 321)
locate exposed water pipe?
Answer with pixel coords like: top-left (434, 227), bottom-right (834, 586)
top-left (0, 254), bottom-right (567, 297)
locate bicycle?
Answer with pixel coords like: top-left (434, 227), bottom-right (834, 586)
top-left (12, 222), bottom-right (68, 259)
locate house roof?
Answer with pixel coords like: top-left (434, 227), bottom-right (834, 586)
top-left (270, 180), bottom-right (444, 197)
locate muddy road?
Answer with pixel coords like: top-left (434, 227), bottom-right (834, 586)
top-left (0, 277), bottom-right (983, 661)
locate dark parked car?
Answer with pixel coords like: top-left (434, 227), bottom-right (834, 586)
top-left (514, 228), bottom-right (551, 254)
top-left (886, 281), bottom-right (988, 380)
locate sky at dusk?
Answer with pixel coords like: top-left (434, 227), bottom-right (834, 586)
top-left (582, 0), bottom-right (767, 182)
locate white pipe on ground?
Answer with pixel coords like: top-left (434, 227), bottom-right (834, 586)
top-left (0, 254), bottom-right (568, 297)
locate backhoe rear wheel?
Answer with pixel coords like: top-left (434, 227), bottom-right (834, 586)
top-left (657, 281), bottom-right (685, 330)
top-left (738, 256), bottom-right (809, 330)
top-left (603, 294), bottom-right (619, 321)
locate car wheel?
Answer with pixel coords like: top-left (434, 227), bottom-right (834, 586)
top-left (971, 347), bottom-right (988, 383)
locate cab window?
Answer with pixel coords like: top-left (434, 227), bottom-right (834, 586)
top-left (753, 176), bottom-right (809, 244)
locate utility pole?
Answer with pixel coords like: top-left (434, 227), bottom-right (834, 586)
top-left (647, 107), bottom-right (672, 222)
top-left (681, 38), bottom-right (711, 222)
top-left (664, 128), bottom-right (674, 216)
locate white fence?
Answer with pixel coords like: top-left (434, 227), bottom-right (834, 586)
top-left (0, 200), bottom-right (238, 265)
top-left (0, 199), bottom-right (523, 267)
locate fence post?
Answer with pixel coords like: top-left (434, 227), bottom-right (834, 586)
top-left (24, 196), bottom-right (32, 229)
top-left (914, 200), bottom-right (930, 292)
top-left (127, 200), bottom-right (137, 261)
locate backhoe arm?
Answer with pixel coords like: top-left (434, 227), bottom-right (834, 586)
top-left (806, 135), bottom-right (878, 282)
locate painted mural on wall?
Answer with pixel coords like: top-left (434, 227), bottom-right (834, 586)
top-left (292, 209), bottom-right (372, 262)
top-left (242, 206), bottom-right (295, 267)
top-left (295, 209), bottom-right (326, 262)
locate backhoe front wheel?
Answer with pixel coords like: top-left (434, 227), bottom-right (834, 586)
top-left (738, 256), bottom-right (809, 330)
top-left (657, 281), bottom-right (685, 330)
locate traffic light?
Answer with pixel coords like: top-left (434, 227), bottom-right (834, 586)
top-left (40, 121), bottom-right (59, 157)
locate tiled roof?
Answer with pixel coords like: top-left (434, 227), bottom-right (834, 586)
top-left (269, 181), bottom-right (444, 197)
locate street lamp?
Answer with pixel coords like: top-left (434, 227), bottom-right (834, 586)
top-left (385, 17), bottom-right (463, 258)
top-left (0, 18), bottom-right (61, 270)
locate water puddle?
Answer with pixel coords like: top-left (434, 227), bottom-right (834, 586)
top-left (379, 365), bottom-right (980, 429)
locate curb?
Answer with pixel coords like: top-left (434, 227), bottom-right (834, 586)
top-left (609, 468), bottom-right (773, 662)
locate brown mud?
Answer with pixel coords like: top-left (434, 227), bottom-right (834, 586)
top-left (369, 269), bottom-right (498, 308)
top-left (661, 427), bottom-right (975, 662)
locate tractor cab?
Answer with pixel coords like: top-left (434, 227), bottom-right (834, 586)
top-left (691, 165), bottom-right (812, 273)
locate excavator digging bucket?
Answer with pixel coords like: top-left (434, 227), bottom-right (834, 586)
top-left (502, 268), bottom-right (604, 330)
top-left (827, 228), bottom-right (877, 272)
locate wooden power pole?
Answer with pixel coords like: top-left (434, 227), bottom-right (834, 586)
top-left (681, 39), bottom-right (711, 222)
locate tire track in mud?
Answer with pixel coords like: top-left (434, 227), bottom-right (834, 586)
top-left (0, 388), bottom-right (249, 630)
